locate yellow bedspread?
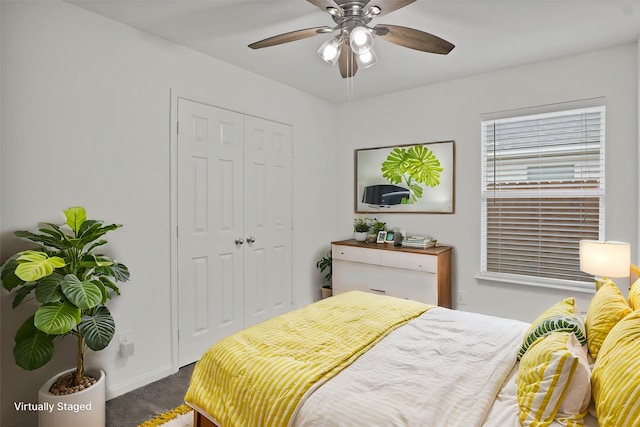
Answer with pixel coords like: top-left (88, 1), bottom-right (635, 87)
top-left (184, 291), bottom-right (432, 427)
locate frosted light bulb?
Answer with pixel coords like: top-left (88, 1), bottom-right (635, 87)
top-left (350, 26), bottom-right (374, 55)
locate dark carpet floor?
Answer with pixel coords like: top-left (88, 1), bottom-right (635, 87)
top-left (106, 363), bottom-right (195, 427)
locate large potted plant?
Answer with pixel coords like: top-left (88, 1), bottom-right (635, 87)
top-left (0, 206), bottom-right (130, 427)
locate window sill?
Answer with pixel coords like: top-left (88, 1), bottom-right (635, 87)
top-left (475, 272), bottom-right (596, 294)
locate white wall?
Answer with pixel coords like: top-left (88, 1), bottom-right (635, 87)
top-left (0, 2), bottom-right (339, 426)
top-left (337, 44), bottom-right (638, 322)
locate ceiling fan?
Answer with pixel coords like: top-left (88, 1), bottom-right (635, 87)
top-left (248, 0), bottom-right (455, 78)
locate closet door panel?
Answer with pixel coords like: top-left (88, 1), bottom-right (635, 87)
top-left (177, 99), bottom-right (244, 366)
top-left (243, 116), bottom-right (293, 327)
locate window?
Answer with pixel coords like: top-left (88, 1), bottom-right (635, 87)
top-left (480, 106), bottom-right (605, 290)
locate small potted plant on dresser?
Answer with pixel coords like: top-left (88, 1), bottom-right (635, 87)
top-left (353, 218), bottom-right (371, 241)
top-left (372, 219), bottom-right (386, 235)
top-left (371, 219), bottom-right (387, 243)
top-left (316, 250), bottom-right (332, 298)
top-left (0, 207), bottom-right (130, 427)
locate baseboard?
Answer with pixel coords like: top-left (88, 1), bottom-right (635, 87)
top-left (106, 364), bottom-right (176, 400)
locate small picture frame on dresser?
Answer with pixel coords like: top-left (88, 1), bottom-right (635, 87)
top-left (376, 231), bottom-right (387, 243)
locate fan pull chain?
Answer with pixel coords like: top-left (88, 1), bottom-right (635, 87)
top-left (346, 49), bottom-right (355, 102)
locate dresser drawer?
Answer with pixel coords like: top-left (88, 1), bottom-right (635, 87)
top-left (380, 251), bottom-right (437, 273)
top-left (331, 240), bottom-right (452, 308)
top-left (333, 261), bottom-right (438, 305)
top-left (332, 244), bottom-right (381, 265)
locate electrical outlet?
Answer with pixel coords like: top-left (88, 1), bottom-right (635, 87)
top-left (119, 330), bottom-right (132, 345)
top-left (457, 291), bottom-right (467, 306)
top-left (118, 330), bottom-right (134, 358)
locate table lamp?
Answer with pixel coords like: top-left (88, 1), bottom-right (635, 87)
top-left (579, 240), bottom-right (630, 288)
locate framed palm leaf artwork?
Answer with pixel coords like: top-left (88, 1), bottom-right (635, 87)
top-left (355, 140), bottom-right (455, 213)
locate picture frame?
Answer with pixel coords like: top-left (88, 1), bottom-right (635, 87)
top-left (376, 231), bottom-right (387, 243)
top-left (355, 140), bottom-right (455, 214)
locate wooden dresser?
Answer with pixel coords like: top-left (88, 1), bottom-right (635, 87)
top-left (331, 239), bottom-right (452, 308)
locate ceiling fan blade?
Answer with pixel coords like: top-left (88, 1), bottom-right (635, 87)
top-left (373, 24), bottom-right (454, 54)
top-left (364, 0), bottom-right (416, 17)
top-left (338, 43), bottom-right (358, 78)
top-left (306, 0), bottom-right (341, 13)
top-left (249, 26), bottom-right (333, 49)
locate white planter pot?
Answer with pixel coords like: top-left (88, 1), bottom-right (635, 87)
top-left (354, 231), bottom-right (367, 241)
top-left (38, 368), bottom-right (105, 427)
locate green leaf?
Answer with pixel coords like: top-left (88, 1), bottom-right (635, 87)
top-left (78, 223), bottom-right (121, 248)
top-left (60, 274), bottom-right (102, 309)
top-left (405, 145), bottom-right (443, 188)
top-left (94, 262), bottom-right (130, 283)
top-left (78, 306), bottom-right (115, 351)
top-left (14, 317), bottom-right (55, 371)
top-left (12, 284), bottom-right (37, 308)
top-left (78, 219), bottom-right (101, 236)
top-left (14, 230), bottom-right (69, 251)
top-left (91, 280), bottom-right (109, 304)
top-left (64, 207), bottom-right (87, 235)
top-left (37, 224), bottom-right (73, 249)
top-left (381, 148), bottom-right (408, 185)
top-left (15, 315), bottom-right (38, 343)
top-left (34, 301), bottom-right (81, 335)
top-left (98, 276), bottom-right (121, 297)
top-left (86, 240), bottom-right (108, 253)
top-left (34, 272), bottom-right (65, 304)
top-left (409, 182), bottom-right (423, 203)
top-left (14, 251), bottom-right (66, 282)
top-left (109, 262), bottom-right (130, 282)
top-left (79, 254), bottom-right (113, 268)
top-left (1, 258), bottom-right (26, 291)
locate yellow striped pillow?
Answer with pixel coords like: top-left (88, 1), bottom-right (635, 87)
top-left (517, 332), bottom-right (591, 427)
top-left (519, 297), bottom-right (586, 360)
top-left (585, 279), bottom-right (631, 359)
top-left (628, 278), bottom-right (640, 311)
top-left (591, 310), bottom-right (640, 426)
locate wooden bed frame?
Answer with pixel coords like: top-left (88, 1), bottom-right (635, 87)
top-left (194, 410), bottom-right (216, 427)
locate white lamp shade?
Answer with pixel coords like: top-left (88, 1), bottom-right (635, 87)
top-left (355, 49), bottom-right (377, 68)
top-left (579, 240), bottom-right (630, 278)
top-left (318, 37), bottom-right (342, 65)
top-left (349, 26), bottom-right (374, 54)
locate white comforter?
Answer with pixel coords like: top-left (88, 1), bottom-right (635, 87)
top-left (292, 307), bottom-right (529, 427)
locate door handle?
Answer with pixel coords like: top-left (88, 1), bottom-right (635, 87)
top-left (235, 238), bottom-right (244, 245)
top-left (247, 236), bottom-right (256, 244)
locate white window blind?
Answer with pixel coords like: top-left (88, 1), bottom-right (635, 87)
top-left (481, 106), bottom-right (605, 287)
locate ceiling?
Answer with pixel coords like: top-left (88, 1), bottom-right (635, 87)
top-left (68, 0), bottom-right (640, 104)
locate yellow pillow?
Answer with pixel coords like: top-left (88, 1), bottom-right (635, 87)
top-left (585, 279), bottom-right (631, 359)
top-left (517, 332), bottom-right (591, 427)
top-left (591, 310), bottom-right (640, 426)
top-left (518, 297), bottom-right (586, 360)
top-left (628, 278), bottom-right (640, 311)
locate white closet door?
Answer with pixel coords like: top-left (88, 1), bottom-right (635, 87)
top-left (243, 116), bottom-right (293, 327)
top-left (177, 99), bottom-right (244, 366)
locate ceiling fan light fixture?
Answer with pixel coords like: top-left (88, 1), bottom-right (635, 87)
top-left (349, 26), bottom-right (374, 55)
top-left (318, 37), bottom-right (342, 65)
top-left (356, 49), bottom-right (377, 69)
top-left (248, 0), bottom-right (455, 79)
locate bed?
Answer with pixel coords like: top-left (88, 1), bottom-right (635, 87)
top-left (185, 284), bottom-right (640, 427)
